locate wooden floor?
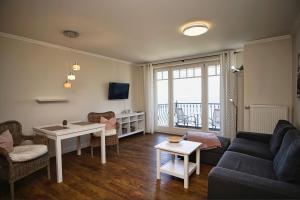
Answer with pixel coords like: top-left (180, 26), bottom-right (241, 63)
top-left (0, 133), bottom-right (213, 200)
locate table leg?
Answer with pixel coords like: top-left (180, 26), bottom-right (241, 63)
top-left (196, 148), bottom-right (200, 175)
top-left (184, 154), bottom-right (189, 189)
top-left (77, 136), bottom-right (81, 156)
top-left (101, 128), bottom-right (106, 164)
top-left (55, 138), bottom-right (63, 183)
top-left (156, 149), bottom-right (160, 180)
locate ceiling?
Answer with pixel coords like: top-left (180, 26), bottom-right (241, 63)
top-left (0, 0), bottom-right (299, 64)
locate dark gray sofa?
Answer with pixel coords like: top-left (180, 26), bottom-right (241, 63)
top-left (208, 120), bottom-right (300, 199)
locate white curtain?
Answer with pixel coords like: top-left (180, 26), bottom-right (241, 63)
top-left (220, 51), bottom-right (236, 139)
top-left (143, 64), bottom-right (155, 133)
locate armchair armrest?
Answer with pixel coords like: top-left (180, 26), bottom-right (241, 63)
top-left (32, 134), bottom-right (49, 146)
top-left (208, 167), bottom-right (300, 199)
top-left (20, 134), bottom-right (48, 146)
top-left (236, 131), bottom-right (271, 143)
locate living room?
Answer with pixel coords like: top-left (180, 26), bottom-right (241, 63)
top-left (0, 0), bottom-right (300, 199)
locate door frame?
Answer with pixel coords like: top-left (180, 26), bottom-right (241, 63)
top-left (153, 60), bottom-right (221, 135)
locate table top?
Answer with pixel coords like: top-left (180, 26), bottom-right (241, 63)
top-left (154, 140), bottom-right (202, 155)
top-left (33, 122), bottom-right (105, 136)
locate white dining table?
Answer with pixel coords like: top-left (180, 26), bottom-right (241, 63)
top-left (33, 122), bottom-right (106, 183)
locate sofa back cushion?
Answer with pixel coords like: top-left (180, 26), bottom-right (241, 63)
top-left (270, 120), bottom-right (294, 155)
top-left (273, 129), bottom-right (300, 183)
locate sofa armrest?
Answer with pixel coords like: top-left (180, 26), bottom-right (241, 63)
top-left (208, 167), bottom-right (300, 199)
top-left (236, 131), bottom-right (271, 143)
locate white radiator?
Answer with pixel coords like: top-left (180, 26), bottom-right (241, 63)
top-left (249, 104), bottom-right (289, 134)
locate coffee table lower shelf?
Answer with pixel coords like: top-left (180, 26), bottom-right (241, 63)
top-left (160, 159), bottom-right (197, 179)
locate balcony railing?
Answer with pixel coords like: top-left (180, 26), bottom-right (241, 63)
top-left (157, 102), bottom-right (221, 131)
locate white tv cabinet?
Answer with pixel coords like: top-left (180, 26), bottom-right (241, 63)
top-left (116, 112), bottom-right (145, 138)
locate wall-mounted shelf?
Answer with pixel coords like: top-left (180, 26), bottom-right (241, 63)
top-left (35, 97), bottom-right (68, 103)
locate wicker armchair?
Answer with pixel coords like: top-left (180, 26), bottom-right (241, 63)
top-left (88, 111), bottom-right (119, 157)
top-left (0, 120), bottom-right (50, 200)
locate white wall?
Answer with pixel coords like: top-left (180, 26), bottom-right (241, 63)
top-left (243, 36), bottom-right (293, 130)
top-left (292, 23), bottom-right (300, 128)
top-left (0, 34), bottom-right (144, 154)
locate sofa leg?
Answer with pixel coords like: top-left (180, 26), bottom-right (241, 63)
top-left (10, 182), bottom-right (14, 200)
top-left (47, 162), bottom-right (51, 180)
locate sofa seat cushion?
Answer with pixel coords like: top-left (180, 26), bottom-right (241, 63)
top-left (228, 138), bottom-right (274, 160)
top-left (93, 129), bottom-right (117, 137)
top-left (9, 145), bottom-right (48, 162)
top-left (218, 151), bottom-right (276, 180)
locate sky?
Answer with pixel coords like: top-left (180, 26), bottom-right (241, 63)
top-left (157, 76), bottom-right (220, 104)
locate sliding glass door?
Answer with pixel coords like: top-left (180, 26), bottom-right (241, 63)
top-left (173, 65), bottom-right (203, 129)
top-left (154, 61), bottom-right (221, 133)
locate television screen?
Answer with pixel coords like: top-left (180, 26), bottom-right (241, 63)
top-left (108, 82), bottom-right (130, 100)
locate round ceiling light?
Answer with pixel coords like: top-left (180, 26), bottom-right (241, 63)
top-left (181, 22), bottom-right (209, 36)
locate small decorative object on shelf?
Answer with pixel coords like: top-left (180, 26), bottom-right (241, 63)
top-left (167, 136), bottom-right (183, 143)
top-left (62, 120), bottom-right (68, 128)
top-left (121, 109), bottom-right (131, 114)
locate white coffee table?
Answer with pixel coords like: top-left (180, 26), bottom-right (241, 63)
top-left (154, 140), bottom-right (202, 189)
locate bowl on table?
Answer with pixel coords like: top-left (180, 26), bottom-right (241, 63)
top-left (167, 136), bottom-right (183, 143)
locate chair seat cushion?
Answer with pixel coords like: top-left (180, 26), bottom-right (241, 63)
top-left (93, 129), bottom-right (117, 137)
top-left (228, 138), bottom-right (274, 160)
top-left (9, 145), bottom-right (48, 162)
top-left (218, 151), bottom-right (277, 180)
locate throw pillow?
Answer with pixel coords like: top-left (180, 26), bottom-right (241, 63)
top-left (100, 117), bottom-right (117, 130)
top-left (269, 120), bottom-right (294, 155)
top-left (0, 129), bottom-right (14, 152)
top-left (273, 129), bottom-right (300, 183)
top-left (186, 131), bottom-right (221, 150)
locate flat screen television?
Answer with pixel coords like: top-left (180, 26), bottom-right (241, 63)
top-left (108, 82), bottom-right (130, 100)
